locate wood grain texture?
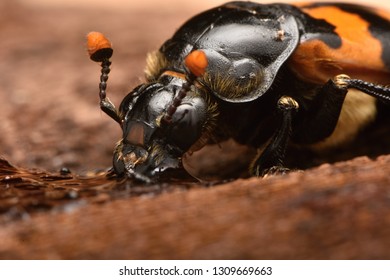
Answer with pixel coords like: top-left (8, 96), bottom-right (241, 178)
top-left (1, 155), bottom-right (389, 259)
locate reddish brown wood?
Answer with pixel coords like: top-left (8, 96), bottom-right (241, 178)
top-left (1, 155), bottom-right (390, 259)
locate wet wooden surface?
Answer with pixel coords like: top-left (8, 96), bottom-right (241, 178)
top-left (1, 155), bottom-right (390, 259)
top-left (0, 0), bottom-right (389, 259)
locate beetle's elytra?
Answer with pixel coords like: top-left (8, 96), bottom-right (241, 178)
top-left (88, 1), bottom-right (390, 182)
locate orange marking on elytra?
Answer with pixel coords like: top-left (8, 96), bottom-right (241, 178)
top-left (289, 5), bottom-right (390, 84)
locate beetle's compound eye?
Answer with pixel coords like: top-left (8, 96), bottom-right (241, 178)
top-left (164, 95), bottom-right (208, 152)
top-left (185, 50), bottom-right (208, 77)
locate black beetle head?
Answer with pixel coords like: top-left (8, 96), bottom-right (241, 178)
top-left (113, 77), bottom-right (210, 181)
top-left (87, 32), bottom-right (214, 182)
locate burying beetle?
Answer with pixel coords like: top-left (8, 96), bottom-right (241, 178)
top-left (87, 1), bottom-right (390, 182)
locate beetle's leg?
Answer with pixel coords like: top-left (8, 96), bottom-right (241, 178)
top-left (343, 77), bottom-right (390, 104)
top-left (292, 74), bottom-right (390, 144)
top-left (292, 74), bottom-right (350, 144)
top-left (250, 96), bottom-right (299, 176)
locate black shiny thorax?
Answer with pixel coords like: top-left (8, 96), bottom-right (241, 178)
top-left (153, 2), bottom-right (323, 145)
top-left (159, 2), bottom-right (338, 64)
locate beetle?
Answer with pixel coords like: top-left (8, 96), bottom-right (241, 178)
top-left (87, 1), bottom-right (390, 182)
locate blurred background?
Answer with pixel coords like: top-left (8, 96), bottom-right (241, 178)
top-left (0, 0), bottom-right (388, 174)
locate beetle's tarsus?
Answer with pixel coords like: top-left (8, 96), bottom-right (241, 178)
top-left (344, 77), bottom-right (390, 104)
top-left (260, 166), bottom-right (291, 177)
top-left (332, 74), bottom-right (390, 103)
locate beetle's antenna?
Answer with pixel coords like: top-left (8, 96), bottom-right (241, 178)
top-left (162, 74), bottom-right (196, 124)
top-left (87, 32), bottom-right (121, 124)
top-left (161, 50), bottom-right (208, 124)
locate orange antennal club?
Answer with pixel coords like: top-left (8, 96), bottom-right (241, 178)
top-left (184, 50), bottom-right (208, 77)
top-left (87, 31), bottom-right (120, 123)
top-left (87, 31), bottom-right (113, 62)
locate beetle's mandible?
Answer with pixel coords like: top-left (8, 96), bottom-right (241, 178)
top-left (87, 1), bottom-right (390, 182)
